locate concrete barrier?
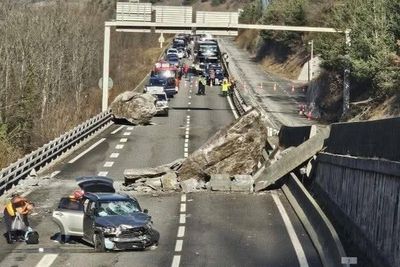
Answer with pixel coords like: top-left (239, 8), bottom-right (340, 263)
top-left (283, 173), bottom-right (347, 267)
top-left (254, 126), bottom-right (330, 191)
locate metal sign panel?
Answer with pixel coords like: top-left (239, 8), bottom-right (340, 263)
top-left (116, 2), bottom-right (152, 22)
top-left (154, 6), bottom-right (192, 24)
top-left (195, 29), bottom-right (238, 36)
top-left (196, 11), bottom-right (238, 26)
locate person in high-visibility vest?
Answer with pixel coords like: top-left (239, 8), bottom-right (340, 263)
top-left (221, 78), bottom-right (231, 97)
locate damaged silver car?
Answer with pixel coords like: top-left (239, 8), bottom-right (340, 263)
top-left (52, 176), bottom-right (160, 251)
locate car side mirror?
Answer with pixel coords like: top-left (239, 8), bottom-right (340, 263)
top-left (143, 209), bottom-right (149, 214)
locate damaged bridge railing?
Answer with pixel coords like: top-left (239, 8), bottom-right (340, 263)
top-left (0, 111), bottom-right (112, 195)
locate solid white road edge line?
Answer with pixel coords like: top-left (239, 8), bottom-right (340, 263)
top-left (35, 254), bottom-right (58, 267)
top-left (171, 255), bottom-right (181, 267)
top-left (111, 125), bottom-right (125, 135)
top-left (272, 193), bottom-right (310, 267)
top-left (227, 95), bottom-right (239, 119)
top-left (68, 138), bottom-right (106, 164)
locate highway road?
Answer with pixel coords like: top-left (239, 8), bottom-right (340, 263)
top-left (219, 38), bottom-right (314, 128)
top-left (0, 53), bottom-right (322, 267)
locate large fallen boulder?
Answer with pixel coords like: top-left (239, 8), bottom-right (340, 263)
top-left (110, 91), bottom-right (157, 125)
top-left (178, 109), bottom-right (268, 181)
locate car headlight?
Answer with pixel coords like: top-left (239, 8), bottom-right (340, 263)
top-left (100, 226), bottom-right (117, 234)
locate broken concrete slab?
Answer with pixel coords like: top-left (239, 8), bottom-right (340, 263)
top-left (231, 175), bottom-right (254, 192)
top-left (255, 126), bottom-right (330, 191)
top-left (124, 167), bottom-right (169, 184)
top-left (179, 109), bottom-right (268, 182)
top-left (210, 174), bottom-right (231, 191)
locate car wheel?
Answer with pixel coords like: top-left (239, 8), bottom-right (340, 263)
top-left (94, 233), bottom-right (106, 252)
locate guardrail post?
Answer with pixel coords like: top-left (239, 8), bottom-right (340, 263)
top-left (102, 25), bottom-right (111, 112)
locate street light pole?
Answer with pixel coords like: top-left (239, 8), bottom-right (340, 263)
top-left (102, 26), bottom-right (111, 112)
top-left (308, 40), bottom-right (314, 82)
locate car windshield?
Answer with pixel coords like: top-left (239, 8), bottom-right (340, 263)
top-left (167, 55), bottom-right (178, 60)
top-left (96, 200), bottom-right (140, 217)
top-left (149, 78), bottom-right (166, 86)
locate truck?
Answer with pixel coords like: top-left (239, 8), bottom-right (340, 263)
top-left (52, 177), bottom-right (160, 251)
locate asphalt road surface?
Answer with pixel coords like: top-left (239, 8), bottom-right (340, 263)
top-left (219, 38), bottom-right (314, 128)
top-left (0, 65), bottom-right (322, 267)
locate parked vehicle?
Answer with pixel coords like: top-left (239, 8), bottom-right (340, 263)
top-left (52, 177), bottom-right (160, 251)
top-left (176, 48), bottom-right (186, 59)
top-left (145, 76), bottom-right (177, 98)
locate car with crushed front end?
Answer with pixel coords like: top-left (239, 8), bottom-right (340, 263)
top-left (52, 177), bottom-right (160, 251)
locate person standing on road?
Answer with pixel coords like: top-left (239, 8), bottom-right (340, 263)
top-left (221, 78), bottom-right (231, 97)
top-left (183, 64), bottom-right (189, 78)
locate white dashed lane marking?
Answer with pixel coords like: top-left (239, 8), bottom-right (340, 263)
top-left (181, 194), bottom-right (186, 202)
top-left (115, 144), bottom-right (124, 149)
top-left (123, 132), bottom-right (131, 136)
top-left (179, 214), bottom-right (186, 224)
top-left (171, 256), bottom-right (181, 267)
top-left (177, 226), bottom-right (185, 238)
top-left (120, 138), bottom-right (128, 143)
top-left (127, 126), bottom-right (134, 130)
top-left (180, 203), bottom-right (186, 212)
top-left (111, 126), bottom-right (125, 135)
top-left (110, 153), bottom-right (119, 158)
top-left (104, 161), bottom-right (114, 168)
top-left (98, 171), bottom-right (108, 176)
top-left (35, 254), bottom-right (58, 267)
top-left (175, 240), bottom-right (183, 252)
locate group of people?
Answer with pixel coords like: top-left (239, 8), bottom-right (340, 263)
top-left (196, 76), bottom-right (236, 96)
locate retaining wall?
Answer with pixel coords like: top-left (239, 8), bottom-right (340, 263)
top-left (312, 153), bottom-right (400, 267)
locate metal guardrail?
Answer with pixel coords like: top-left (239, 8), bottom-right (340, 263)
top-left (0, 111), bottom-right (112, 195)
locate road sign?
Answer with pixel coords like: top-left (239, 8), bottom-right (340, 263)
top-left (98, 77), bottom-right (113, 90)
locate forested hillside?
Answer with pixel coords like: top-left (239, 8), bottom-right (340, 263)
top-left (239, 0), bottom-right (400, 121)
top-left (0, 0), bottom-right (162, 168)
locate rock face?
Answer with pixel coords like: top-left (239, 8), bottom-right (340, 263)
top-left (178, 109), bottom-right (268, 181)
top-left (110, 91), bottom-right (157, 125)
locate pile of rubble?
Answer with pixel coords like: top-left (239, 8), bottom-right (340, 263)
top-left (121, 109), bottom-right (268, 193)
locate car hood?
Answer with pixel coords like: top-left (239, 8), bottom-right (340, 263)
top-left (95, 213), bottom-right (150, 228)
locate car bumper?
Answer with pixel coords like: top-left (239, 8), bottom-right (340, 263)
top-left (104, 230), bottom-right (159, 250)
